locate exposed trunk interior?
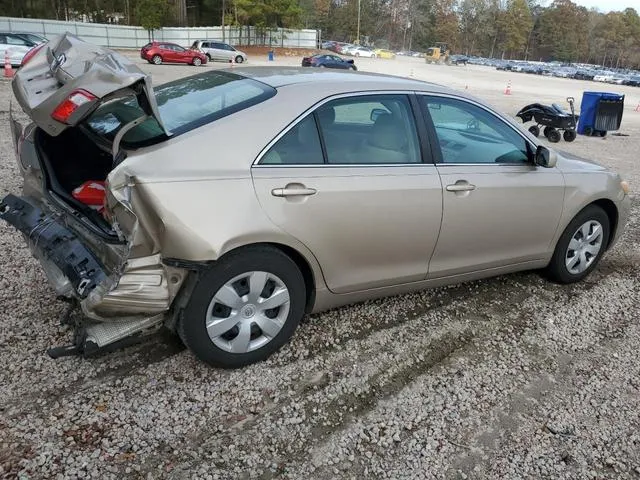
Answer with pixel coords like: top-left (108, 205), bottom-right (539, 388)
top-left (38, 127), bottom-right (112, 193)
top-left (35, 127), bottom-right (118, 238)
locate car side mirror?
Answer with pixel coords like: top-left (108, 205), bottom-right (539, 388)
top-left (535, 145), bottom-right (557, 168)
top-left (370, 108), bottom-right (388, 122)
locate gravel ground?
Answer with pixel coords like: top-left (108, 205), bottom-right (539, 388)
top-left (1, 56), bottom-right (639, 479)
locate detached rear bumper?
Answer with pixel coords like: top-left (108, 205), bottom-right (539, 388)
top-left (0, 194), bottom-right (109, 298)
top-left (0, 193), bottom-right (189, 322)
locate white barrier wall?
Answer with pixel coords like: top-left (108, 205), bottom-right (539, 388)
top-left (0, 17), bottom-right (319, 49)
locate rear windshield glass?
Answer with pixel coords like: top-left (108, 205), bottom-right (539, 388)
top-left (84, 70), bottom-right (276, 148)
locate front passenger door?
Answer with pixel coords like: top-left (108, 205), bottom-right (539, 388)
top-left (159, 44), bottom-right (176, 62)
top-left (419, 95), bottom-right (565, 279)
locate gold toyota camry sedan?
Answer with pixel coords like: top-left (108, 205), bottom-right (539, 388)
top-left (1, 34), bottom-right (630, 367)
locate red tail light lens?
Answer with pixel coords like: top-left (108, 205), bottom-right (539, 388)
top-left (21, 43), bottom-right (46, 66)
top-left (51, 90), bottom-right (97, 124)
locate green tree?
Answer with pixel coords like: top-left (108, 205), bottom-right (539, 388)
top-left (499, 0), bottom-right (532, 58)
top-left (136, 0), bottom-right (170, 38)
top-left (537, 0), bottom-right (589, 62)
top-left (432, 0), bottom-right (459, 50)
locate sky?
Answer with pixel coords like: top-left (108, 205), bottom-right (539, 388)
top-left (572, 0), bottom-right (637, 12)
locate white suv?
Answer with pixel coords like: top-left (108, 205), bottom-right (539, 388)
top-left (191, 40), bottom-right (247, 63)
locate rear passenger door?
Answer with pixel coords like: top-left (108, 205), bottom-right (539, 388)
top-left (252, 93), bottom-right (443, 294)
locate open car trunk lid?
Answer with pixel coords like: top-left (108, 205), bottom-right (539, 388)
top-left (12, 32), bottom-right (169, 154)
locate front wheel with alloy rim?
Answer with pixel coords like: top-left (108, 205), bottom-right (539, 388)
top-left (235, 55), bottom-right (244, 63)
top-left (178, 246), bottom-right (306, 368)
top-left (151, 55), bottom-right (162, 65)
top-left (192, 57), bottom-right (202, 66)
top-left (546, 205), bottom-right (610, 283)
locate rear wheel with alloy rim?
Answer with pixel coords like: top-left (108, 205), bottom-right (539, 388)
top-left (546, 205), bottom-right (610, 283)
top-left (178, 246), bottom-right (306, 368)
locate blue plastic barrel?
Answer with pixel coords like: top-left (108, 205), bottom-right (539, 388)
top-left (268, 50), bottom-right (274, 61)
top-left (577, 91), bottom-right (624, 135)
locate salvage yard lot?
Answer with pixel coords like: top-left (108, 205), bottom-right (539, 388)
top-left (1, 54), bottom-right (639, 479)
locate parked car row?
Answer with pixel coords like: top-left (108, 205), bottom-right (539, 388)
top-left (468, 56), bottom-right (640, 86)
top-left (1, 33), bottom-right (248, 69)
top-left (141, 40), bottom-right (248, 66)
top-left (322, 41), bottom-right (396, 59)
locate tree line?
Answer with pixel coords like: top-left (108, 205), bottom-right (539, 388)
top-left (2, 0), bottom-right (639, 67)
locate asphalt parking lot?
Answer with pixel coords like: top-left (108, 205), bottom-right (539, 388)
top-left (1, 54), bottom-right (639, 479)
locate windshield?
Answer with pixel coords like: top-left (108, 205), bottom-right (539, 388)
top-left (84, 70), bottom-right (276, 148)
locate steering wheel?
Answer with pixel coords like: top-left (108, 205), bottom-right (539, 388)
top-left (466, 118), bottom-right (480, 131)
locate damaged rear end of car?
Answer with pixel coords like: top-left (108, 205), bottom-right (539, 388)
top-left (0, 33), bottom-right (190, 357)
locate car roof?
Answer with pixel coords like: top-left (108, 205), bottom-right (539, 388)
top-left (233, 66), bottom-right (454, 94)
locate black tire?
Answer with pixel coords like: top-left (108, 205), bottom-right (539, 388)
top-left (543, 126), bottom-right (551, 138)
top-left (192, 57), bottom-right (202, 66)
top-left (178, 246), bottom-right (306, 368)
top-left (599, 130), bottom-right (607, 138)
top-left (563, 129), bottom-right (577, 142)
top-left (151, 55), bottom-right (162, 65)
top-left (584, 126), bottom-right (594, 136)
top-left (351, 65), bottom-right (357, 71)
top-left (206, 54), bottom-right (212, 62)
top-left (528, 125), bottom-right (540, 137)
top-left (235, 55), bottom-right (244, 64)
top-left (547, 128), bottom-right (561, 143)
top-left (545, 205), bottom-right (610, 284)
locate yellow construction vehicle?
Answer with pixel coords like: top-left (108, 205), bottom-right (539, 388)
top-left (424, 43), bottom-right (450, 64)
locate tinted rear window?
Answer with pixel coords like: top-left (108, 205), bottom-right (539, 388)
top-left (84, 70), bottom-right (276, 148)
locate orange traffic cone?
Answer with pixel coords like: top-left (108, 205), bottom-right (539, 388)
top-left (504, 80), bottom-right (511, 95)
top-left (4, 50), bottom-right (14, 78)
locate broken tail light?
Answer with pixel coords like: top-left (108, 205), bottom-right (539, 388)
top-left (51, 90), bottom-right (97, 124)
top-left (20, 42), bottom-right (46, 66)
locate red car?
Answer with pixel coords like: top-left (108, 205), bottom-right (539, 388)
top-left (140, 42), bottom-right (207, 66)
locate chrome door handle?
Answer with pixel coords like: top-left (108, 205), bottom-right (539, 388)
top-left (271, 187), bottom-right (317, 197)
top-left (446, 183), bottom-right (476, 192)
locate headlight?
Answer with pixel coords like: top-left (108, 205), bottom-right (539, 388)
top-left (621, 180), bottom-right (630, 195)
